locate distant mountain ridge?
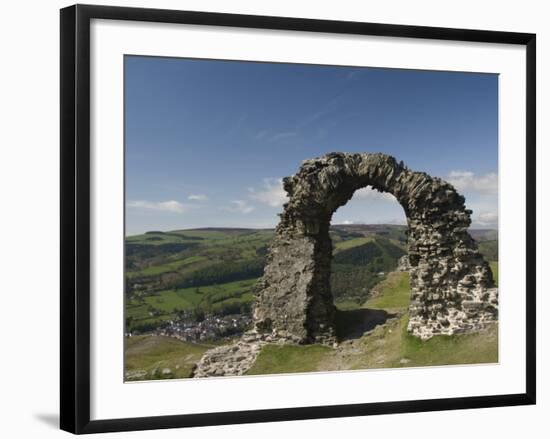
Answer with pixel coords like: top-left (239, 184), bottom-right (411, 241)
top-left (129, 223), bottom-right (495, 240)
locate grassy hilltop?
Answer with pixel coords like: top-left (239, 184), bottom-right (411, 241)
top-left (124, 224), bottom-right (498, 380)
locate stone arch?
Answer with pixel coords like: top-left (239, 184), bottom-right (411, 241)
top-left (253, 152), bottom-right (498, 342)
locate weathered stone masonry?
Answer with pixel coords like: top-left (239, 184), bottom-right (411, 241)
top-left (253, 152), bottom-right (498, 342)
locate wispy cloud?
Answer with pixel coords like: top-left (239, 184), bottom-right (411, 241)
top-left (258, 76), bottom-right (360, 144)
top-left (188, 194), bottom-right (208, 201)
top-left (127, 200), bottom-right (188, 213)
top-left (249, 178), bottom-right (289, 207)
top-left (268, 131), bottom-right (297, 142)
top-left (225, 200), bottom-right (255, 214)
top-left (296, 78), bottom-right (358, 129)
top-left (447, 171), bottom-right (498, 195)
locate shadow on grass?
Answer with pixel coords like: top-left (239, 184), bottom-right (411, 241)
top-left (335, 308), bottom-right (396, 341)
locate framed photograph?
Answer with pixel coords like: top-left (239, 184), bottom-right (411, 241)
top-left (60, 4), bottom-right (536, 434)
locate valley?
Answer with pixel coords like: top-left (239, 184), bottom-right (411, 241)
top-left (124, 224), bottom-right (498, 381)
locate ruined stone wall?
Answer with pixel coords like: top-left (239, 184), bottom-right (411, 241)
top-left (253, 152), bottom-right (498, 342)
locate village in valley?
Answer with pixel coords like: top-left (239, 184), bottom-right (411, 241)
top-left (134, 312), bottom-right (253, 343)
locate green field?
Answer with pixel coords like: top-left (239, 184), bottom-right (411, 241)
top-left (126, 278), bottom-right (257, 332)
top-left (128, 255), bottom-right (209, 278)
top-left (334, 236), bottom-right (373, 250)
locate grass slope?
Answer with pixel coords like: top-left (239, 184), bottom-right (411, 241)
top-left (124, 335), bottom-right (214, 380)
top-left (365, 271), bottom-right (410, 310)
top-left (340, 314), bottom-right (498, 371)
top-left (248, 267), bottom-right (498, 376)
top-left (246, 345), bottom-right (333, 375)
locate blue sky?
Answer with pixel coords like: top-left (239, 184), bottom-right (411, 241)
top-left (125, 56), bottom-right (498, 235)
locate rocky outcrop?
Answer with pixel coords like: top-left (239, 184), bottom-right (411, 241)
top-left (193, 338), bottom-right (263, 378)
top-left (192, 331), bottom-right (303, 378)
top-left (253, 152), bottom-right (498, 341)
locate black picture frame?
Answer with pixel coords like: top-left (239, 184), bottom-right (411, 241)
top-left (60, 4), bottom-right (536, 434)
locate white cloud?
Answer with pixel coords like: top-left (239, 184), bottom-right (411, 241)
top-left (335, 217), bottom-right (407, 226)
top-left (225, 200), bottom-right (255, 214)
top-left (354, 186), bottom-right (396, 202)
top-left (249, 178), bottom-right (289, 208)
top-left (127, 200), bottom-right (187, 213)
top-left (188, 194), bottom-right (208, 201)
top-left (447, 171), bottom-right (498, 195)
top-left (472, 211), bottom-right (498, 228)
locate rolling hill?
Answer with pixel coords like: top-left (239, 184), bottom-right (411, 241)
top-left (125, 224), bottom-right (497, 334)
